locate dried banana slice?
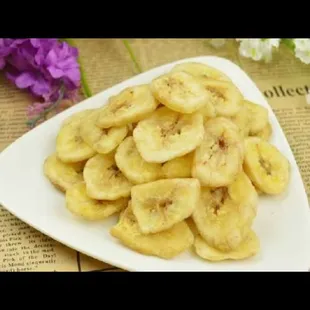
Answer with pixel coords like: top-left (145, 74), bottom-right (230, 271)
top-left (198, 78), bottom-right (242, 117)
top-left (131, 178), bottom-right (200, 234)
top-left (56, 110), bottom-right (96, 163)
top-left (243, 137), bottom-right (290, 195)
top-left (83, 153), bottom-right (133, 200)
top-left (162, 152), bottom-right (194, 179)
top-left (194, 229), bottom-right (260, 262)
top-left (250, 122), bottom-right (272, 141)
top-left (115, 136), bottom-right (162, 184)
top-left (66, 183), bottom-right (128, 220)
top-left (133, 106), bottom-right (204, 163)
top-left (43, 153), bottom-right (84, 192)
top-left (80, 109), bottom-right (128, 154)
top-left (244, 100), bottom-right (269, 134)
top-left (110, 203), bottom-right (194, 259)
top-left (230, 102), bottom-right (251, 137)
top-left (97, 85), bottom-right (159, 128)
top-left (150, 71), bottom-right (211, 114)
top-left (192, 117), bottom-right (244, 187)
top-left (171, 62), bottom-right (231, 82)
top-left (192, 172), bottom-right (258, 252)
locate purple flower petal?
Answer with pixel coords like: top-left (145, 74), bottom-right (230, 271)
top-left (30, 76), bottom-right (51, 97)
top-left (65, 67), bottom-right (80, 85)
top-left (47, 65), bottom-right (64, 78)
top-left (4, 65), bottom-right (20, 84)
top-left (45, 49), bottom-right (58, 66)
top-left (15, 72), bottom-right (36, 88)
top-left (34, 39), bottom-right (58, 66)
top-left (30, 39), bottom-right (40, 48)
top-left (7, 50), bottom-right (32, 71)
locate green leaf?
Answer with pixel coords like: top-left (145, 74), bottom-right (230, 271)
top-left (282, 39), bottom-right (295, 51)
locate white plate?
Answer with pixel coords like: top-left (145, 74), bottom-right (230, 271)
top-left (1, 56), bottom-right (310, 271)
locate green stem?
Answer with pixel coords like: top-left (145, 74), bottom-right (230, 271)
top-left (122, 39), bottom-right (142, 73)
top-left (62, 38), bottom-right (92, 98)
top-left (27, 86), bottom-right (65, 128)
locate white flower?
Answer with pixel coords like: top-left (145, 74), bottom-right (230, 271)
top-left (209, 39), bottom-right (226, 48)
top-left (236, 39), bottom-right (280, 63)
top-left (293, 39), bottom-right (310, 64)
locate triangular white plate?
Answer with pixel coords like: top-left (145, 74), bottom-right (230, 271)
top-left (1, 56), bottom-right (310, 271)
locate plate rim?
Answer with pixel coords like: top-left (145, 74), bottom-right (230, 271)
top-left (1, 55), bottom-right (310, 271)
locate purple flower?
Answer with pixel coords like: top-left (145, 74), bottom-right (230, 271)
top-left (0, 38), bottom-right (81, 101)
top-left (0, 38), bottom-right (82, 127)
top-left (45, 41), bottom-right (81, 89)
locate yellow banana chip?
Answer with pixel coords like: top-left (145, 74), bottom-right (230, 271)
top-left (56, 110), bottom-right (96, 163)
top-left (44, 153), bottom-right (85, 192)
top-left (110, 203), bottom-right (194, 259)
top-left (162, 152), bottom-right (194, 179)
top-left (131, 178), bottom-right (200, 234)
top-left (133, 106), bottom-right (204, 163)
top-left (66, 183), bottom-right (128, 220)
top-left (192, 172), bottom-right (258, 252)
top-left (83, 153), bottom-right (133, 200)
top-left (80, 109), bottom-right (128, 154)
top-left (97, 85), bottom-right (159, 128)
top-left (115, 136), bottom-right (162, 184)
top-left (243, 137), bottom-right (290, 195)
top-left (194, 229), bottom-right (260, 262)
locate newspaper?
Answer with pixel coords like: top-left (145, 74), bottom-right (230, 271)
top-left (0, 39), bottom-right (309, 271)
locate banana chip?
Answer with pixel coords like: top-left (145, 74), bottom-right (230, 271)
top-left (110, 203), bottom-right (194, 259)
top-left (150, 71), bottom-right (211, 114)
top-left (133, 106), bottom-right (204, 163)
top-left (250, 122), bottom-right (272, 141)
top-left (162, 152), bottom-right (194, 179)
top-left (244, 100), bottom-right (268, 134)
top-left (83, 153), bottom-right (133, 200)
top-left (171, 62), bottom-right (231, 82)
top-left (192, 117), bottom-right (244, 187)
top-left (230, 102), bottom-right (251, 137)
top-left (56, 110), bottom-right (96, 163)
top-left (131, 178), bottom-right (200, 234)
top-left (115, 136), bottom-right (162, 184)
top-left (80, 109), bottom-right (128, 154)
top-left (44, 153), bottom-right (84, 192)
top-left (192, 172), bottom-right (258, 252)
top-left (66, 183), bottom-right (128, 220)
top-left (194, 229), bottom-right (260, 262)
top-left (97, 85), bottom-right (159, 128)
top-left (198, 78), bottom-right (243, 117)
top-left (243, 137), bottom-right (290, 195)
